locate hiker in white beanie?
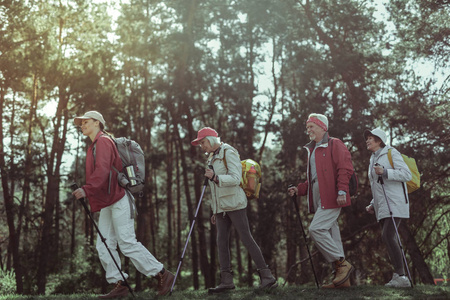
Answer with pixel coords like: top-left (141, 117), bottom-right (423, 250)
top-left (364, 128), bottom-right (412, 287)
top-left (288, 113), bottom-right (355, 288)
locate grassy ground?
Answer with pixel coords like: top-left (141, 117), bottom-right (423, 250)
top-left (1, 285), bottom-right (449, 300)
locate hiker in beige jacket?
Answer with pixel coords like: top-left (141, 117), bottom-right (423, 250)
top-left (191, 127), bottom-right (277, 294)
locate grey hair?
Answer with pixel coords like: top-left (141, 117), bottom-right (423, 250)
top-left (205, 136), bottom-right (221, 146)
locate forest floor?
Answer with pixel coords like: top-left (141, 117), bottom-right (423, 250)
top-left (1, 285), bottom-right (449, 300)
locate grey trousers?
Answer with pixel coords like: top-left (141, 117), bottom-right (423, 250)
top-left (309, 180), bottom-right (344, 263)
top-left (215, 208), bottom-right (267, 271)
top-left (380, 217), bottom-right (405, 275)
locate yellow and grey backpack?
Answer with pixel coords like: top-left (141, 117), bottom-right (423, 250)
top-left (223, 150), bottom-right (262, 200)
top-left (388, 149), bottom-right (420, 194)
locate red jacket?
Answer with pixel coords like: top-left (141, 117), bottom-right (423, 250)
top-left (82, 131), bottom-right (125, 212)
top-left (297, 133), bottom-right (353, 213)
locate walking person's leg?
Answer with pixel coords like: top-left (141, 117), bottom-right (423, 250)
top-left (216, 213), bottom-right (233, 272)
top-left (96, 204), bottom-right (130, 298)
top-left (309, 206), bottom-right (344, 262)
top-left (227, 209), bottom-right (277, 289)
top-left (227, 209), bottom-right (266, 268)
top-left (209, 213), bottom-right (235, 293)
top-left (111, 194), bottom-right (174, 295)
top-left (381, 218), bottom-right (410, 287)
top-left (309, 205), bottom-right (353, 287)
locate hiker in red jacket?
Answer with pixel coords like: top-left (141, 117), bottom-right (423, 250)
top-left (72, 111), bottom-right (174, 298)
top-left (288, 113), bottom-right (355, 288)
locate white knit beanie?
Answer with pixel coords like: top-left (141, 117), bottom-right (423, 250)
top-left (306, 113), bottom-right (328, 131)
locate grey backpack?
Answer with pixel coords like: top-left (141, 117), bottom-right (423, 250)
top-left (93, 134), bottom-right (145, 195)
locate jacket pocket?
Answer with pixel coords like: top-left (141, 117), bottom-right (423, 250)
top-left (217, 186), bottom-right (244, 211)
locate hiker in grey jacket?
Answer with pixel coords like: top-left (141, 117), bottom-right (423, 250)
top-left (191, 127), bottom-right (277, 293)
top-left (364, 128), bottom-right (412, 288)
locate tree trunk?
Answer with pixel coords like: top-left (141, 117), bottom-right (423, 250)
top-left (191, 164), bottom-right (211, 288)
top-left (286, 199), bottom-right (297, 284)
top-left (36, 90), bottom-right (68, 294)
top-left (176, 142), bottom-right (182, 262)
top-left (0, 82), bottom-right (24, 294)
top-left (175, 126), bottom-right (199, 289)
top-left (166, 126), bottom-right (173, 269)
top-left (209, 219), bottom-right (217, 288)
top-left (399, 222), bottom-right (435, 284)
top-left (37, 176), bottom-right (58, 294)
top-left (234, 230), bottom-right (243, 276)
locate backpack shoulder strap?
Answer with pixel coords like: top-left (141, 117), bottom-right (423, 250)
top-left (223, 149), bottom-right (228, 170)
top-left (388, 149), bottom-right (394, 168)
top-left (92, 133), bottom-right (120, 173)
top-left (92, 133), bottom-right (108, 166)
top-left (329, 137), bottom-right (334, 159)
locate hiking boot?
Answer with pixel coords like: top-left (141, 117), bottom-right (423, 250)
top-left (257, 268), bottom-right (278, 290)
top-left (155, 269), bottom-right (175, 296)
top-left (322, 278), bottom-right (351, 289)
top-left (208, 270), bottom-right (235, 294)
top-left (385, 273), bottom-right (411, 288)
top-left (332, 259), bottom-right (354, 286)
top-left (98, 281), bottom-right (129, 299)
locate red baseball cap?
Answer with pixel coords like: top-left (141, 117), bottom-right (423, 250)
top-left (191, 127), bottom-right (218, 146)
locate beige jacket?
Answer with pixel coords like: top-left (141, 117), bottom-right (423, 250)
top-left (207, 143), bottom-right (247, 214)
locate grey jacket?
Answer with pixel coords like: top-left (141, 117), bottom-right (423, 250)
top-left (207, 143), bottom-right (247, 214)
top-left (369, 146), bottom-right (412, 221)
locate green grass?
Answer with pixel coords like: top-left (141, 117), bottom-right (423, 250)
top-left (1, 285), bottom-right (449, 300)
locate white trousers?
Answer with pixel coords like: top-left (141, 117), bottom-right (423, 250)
top-left (97, 193), bottom-right (163, 283)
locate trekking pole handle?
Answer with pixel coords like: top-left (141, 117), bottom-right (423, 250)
top-left (70, 182), bottom-right (79, 192)
top-left (70, 182), bottom-right (91, 214)
top-left (204, 165), bottom-right (214, 185)
top-left (288, 183), bottom-right (296, 192)
top-left (288, 183), bottom-right (297, 198)
top-left (375, 163), bottom-right (385, 185)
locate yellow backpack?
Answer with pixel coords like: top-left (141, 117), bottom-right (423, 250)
top-left (387, 149), bottom-right (420, 193)
top-left (240, 159), bottom-right (262, 200)
top-left (223, 150), bottom-right (261, 200)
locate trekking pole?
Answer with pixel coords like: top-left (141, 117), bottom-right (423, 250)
top-left (286, 184), bottom-right (320, 289)
top-left (70, 183), bottom-right (135, 297)
top-left (170, 170), bottom-right (211, 295)
top-left (376, 174), bottom-right (414, 288)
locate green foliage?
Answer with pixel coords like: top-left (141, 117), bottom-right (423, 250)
top-left (0, 269), bottom-right (16, 295)
top-left (46, 245), bottom-right (104, 295)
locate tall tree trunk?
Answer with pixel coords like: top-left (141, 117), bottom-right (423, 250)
top-left (234, 230), bottom-right (243, 275)
top-left (0, 82), bottom-right (24, 294)
top-left (166, 125), bottom-right (174, 269)
top-left (70, 135), bottom-right (82, 272)
top-left (209, 219), bottom-right (217, 288)
top-left (174, 124), bottom-right (199, 289)
top-left (285, 200), bottom-right (297, 284)
top-left (36, 92), bottom-right (68, 294)
top-left (399, 223), bottom-right (435, 284)
top-left (176, 141), bottom-right (182, 261)
top-left (191, 164), bottom-right (211, 288)
top-left (37, 176), bottom-right (58, 294)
